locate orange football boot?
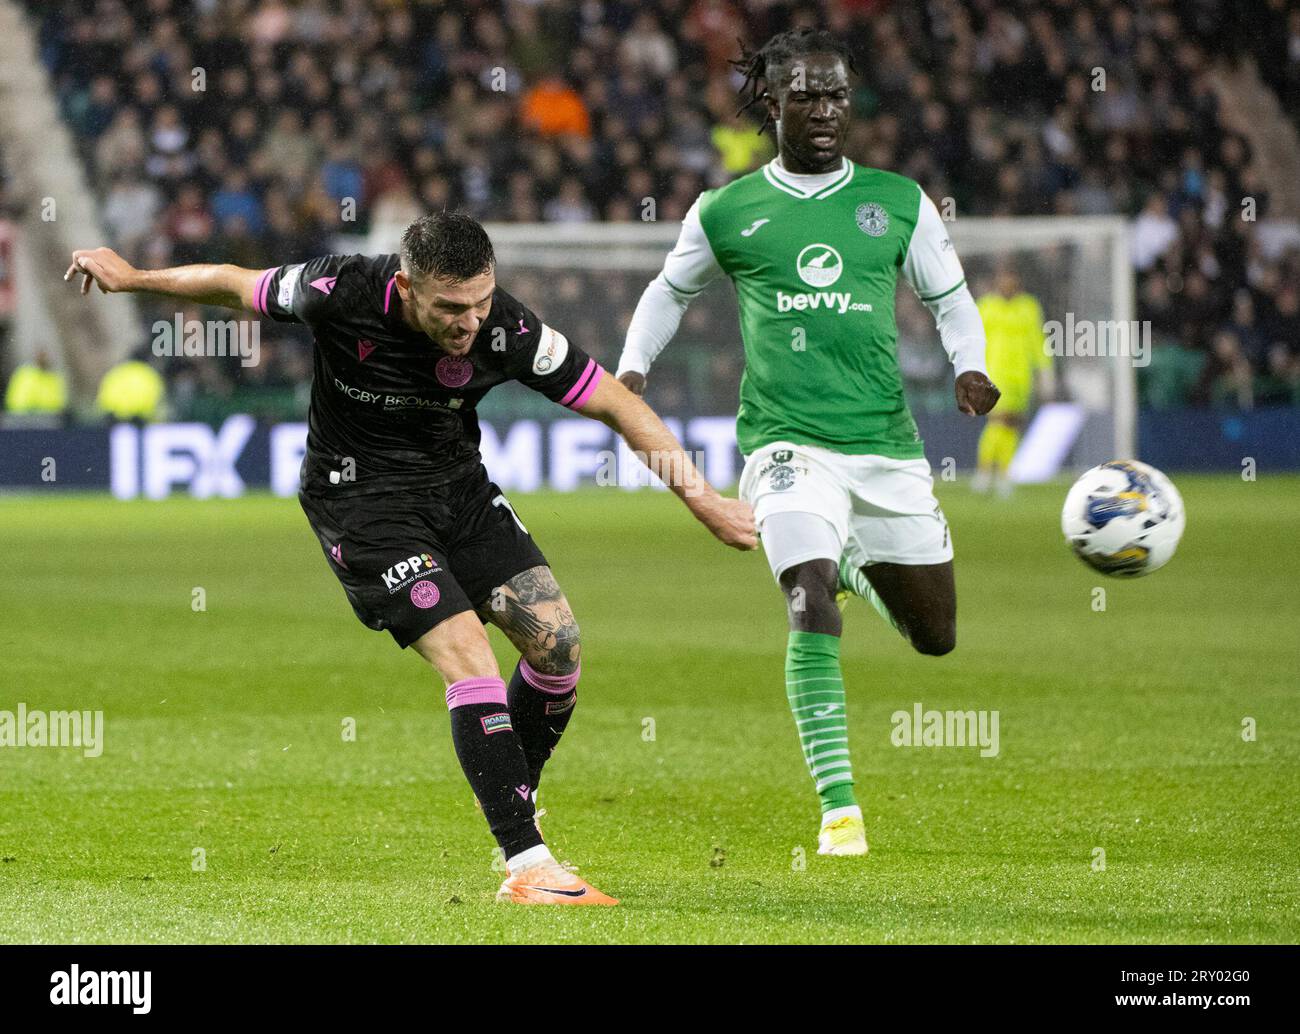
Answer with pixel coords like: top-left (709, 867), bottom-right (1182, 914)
top-left (496, 859), bottom-right (619, 906)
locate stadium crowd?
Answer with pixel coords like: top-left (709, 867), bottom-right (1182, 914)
top-left (6, 0), bottom-right (1299, 419)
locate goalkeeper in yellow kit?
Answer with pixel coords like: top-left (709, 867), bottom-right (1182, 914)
top-left (973, 262), bottom-right (1054, 496)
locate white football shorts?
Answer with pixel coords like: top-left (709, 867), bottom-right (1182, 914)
top-left (738, 440), bottom-right (954, 579)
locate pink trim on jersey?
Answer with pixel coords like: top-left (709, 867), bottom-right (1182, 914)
top-left (519, 659), bottom-right (580, 695)
top-left (383, 274), bottom-right (397, 313)
top-left (560, 359), bottom-right (606, 409)
top-left (445, 676), bottom-right (507, 709)
top-left (559, 359), bottom-right (595, 405)
top-left (567, 363), bottom-right (605, 410)
top-left (252, 267), bottom-right (277, 315)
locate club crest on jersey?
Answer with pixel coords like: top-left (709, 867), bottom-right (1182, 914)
top-left (855, 203), bottom-right (889, 237)
top-left (435, 355), bottom-right (473, 388)
top-left (796, 244), bottom-right (843, 287)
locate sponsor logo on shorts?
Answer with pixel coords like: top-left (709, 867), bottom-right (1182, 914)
top-left (409, 579), bottom-right (440, 609)
top-left (435, 355), bottom-right (473, 388)
top-left (754, 450), bottom-right (809, 493)
top-left (381, 553), bottom-right (441, 592)
top-left (481, 712), bottom-right (513, 735)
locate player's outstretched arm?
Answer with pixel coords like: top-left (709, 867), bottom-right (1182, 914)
top-left (65, 247), bottom-right (263, 312)
top-left (615, 197), bottom-right (722, 397)
top-left (579, 374), bottom-right (756, 551)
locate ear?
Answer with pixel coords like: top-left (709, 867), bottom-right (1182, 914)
top-left (763, 84), bottom-right (780, 126)
top-left (395, 269), bottom-right (410, 299)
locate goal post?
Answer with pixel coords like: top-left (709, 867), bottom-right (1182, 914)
top-left (938, 216), bottom-right (1136, 474)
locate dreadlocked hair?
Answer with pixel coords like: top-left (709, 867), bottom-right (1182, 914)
top-left (729, 28), bottom-right (857, 135)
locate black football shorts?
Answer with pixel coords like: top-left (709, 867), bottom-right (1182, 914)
top-left (298, 465), bottom-right (547, 648)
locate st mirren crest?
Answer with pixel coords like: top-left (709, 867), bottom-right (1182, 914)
top-left (855, 202), bottom-right (889, 237)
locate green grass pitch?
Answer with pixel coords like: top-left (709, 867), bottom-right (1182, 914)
top-left (0, 476), bottom-right (1296, 943)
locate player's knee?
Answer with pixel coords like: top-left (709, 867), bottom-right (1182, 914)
top-left (525, 618), bottom-right (581, 676)
top-left (780, 561), bottom-right (840, 633)
top-left (911, 622), bottom-right (956, 656)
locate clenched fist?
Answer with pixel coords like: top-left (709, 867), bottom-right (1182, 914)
top-left (955, 371), bottom-right (1000, 416)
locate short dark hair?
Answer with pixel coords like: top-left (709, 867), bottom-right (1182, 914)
top-left (400, 211), bottom-right (495, 283)
top-left (730, 29), bottom-right (858, 135)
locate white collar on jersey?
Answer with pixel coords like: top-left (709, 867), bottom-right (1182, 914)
top-left (763, 156), bottom-right (854, 200)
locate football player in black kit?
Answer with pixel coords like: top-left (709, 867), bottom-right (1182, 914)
top-left (67, 212), bottom-right (756, 905)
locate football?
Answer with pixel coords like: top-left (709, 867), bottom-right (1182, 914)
top-left (1061, 459), bottom-right (1186, 577)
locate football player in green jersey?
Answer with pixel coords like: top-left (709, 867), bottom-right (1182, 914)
top-left (617, 29), bottom-right (1000, 856)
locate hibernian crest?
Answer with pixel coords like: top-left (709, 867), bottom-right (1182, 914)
top-left (769, 464), bottom-right (796, 491)
top-left (856, 202), bottom-right (889, 237)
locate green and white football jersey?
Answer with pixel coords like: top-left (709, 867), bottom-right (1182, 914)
top-left (624, 157), bottom-right (971, 460)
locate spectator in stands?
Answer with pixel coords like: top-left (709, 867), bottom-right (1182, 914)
top-left (96, 352), bottom-right (166, 423)
top-left (1256, 343), bottom-right (1300, 406)
top-left (521, 76), bottom-right (591, 138)
top-left (1132, 195), bottom-right (1179, 271)
top-left (95, 108), bottom-right (146, 180)
top-left (102, 173), bottom-right (162, 258)
top-left (543, 179), bottom-right (596, 223)
top-left (4, 349), bottom-right (67, 416)
top-left (620, 12), bottom-right (678, 79)
top-left (1198, 330), bottom-right (1255, 410)
top-left (210, 170), bottom-right (264, 236)
top-left (706, 79), bottom-right (773, 174)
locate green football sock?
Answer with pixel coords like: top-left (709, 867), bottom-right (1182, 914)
top-left (785, 631), bottom-right (857, 814)
top-left (838, 554), bottom-right (908, 642)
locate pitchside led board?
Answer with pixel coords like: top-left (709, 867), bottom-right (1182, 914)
top-left (17, 403), bottom-right (1105, 498)
top-left (3, 404), bottom-right (1293, 497)
top-left (104, 415), bottom-right (744, 499)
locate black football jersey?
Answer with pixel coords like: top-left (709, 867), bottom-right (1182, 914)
top-left (252, 254), bottom-right (605, 494)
